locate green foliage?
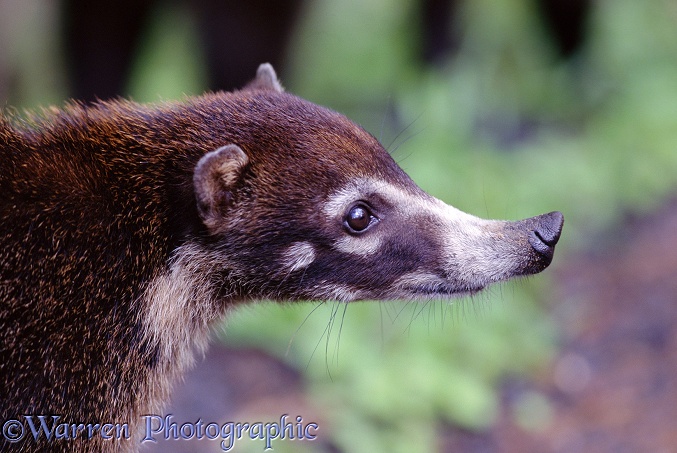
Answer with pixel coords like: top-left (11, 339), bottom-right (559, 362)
top-left (127, 3), bottom-right (208, 102)
top-left (224, 286), bottom-right (556, 451)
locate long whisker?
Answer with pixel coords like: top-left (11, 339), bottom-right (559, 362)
top-left (287, 301), bottom-right (325, 357)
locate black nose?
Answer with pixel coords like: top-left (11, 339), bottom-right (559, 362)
top-left (528, 211), bottom-right (564, 261)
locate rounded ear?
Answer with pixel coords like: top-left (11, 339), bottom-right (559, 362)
top-left (194, 144), bottom-right (249, 229)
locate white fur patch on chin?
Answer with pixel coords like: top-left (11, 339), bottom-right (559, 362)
top-left (282, 242), bottom-right (316, 272)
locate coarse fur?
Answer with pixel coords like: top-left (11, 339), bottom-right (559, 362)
top-left (0, 64), bottom-right (563, 452)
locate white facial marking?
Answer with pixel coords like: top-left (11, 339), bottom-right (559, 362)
top-left (323, 181), bottom-right (385, 256)
top-left (333, 234), bottom-right (382, 256)
top-left (355, 179), bottom-right (522, 286)
top-left (282, 242), bottom-right (316, 272)
top-left (325, 177), bottom-right (524, 294)
top-left (432, 199), bottom-right (520, 284)
top-left (322, 184), bottom-right (362, 219)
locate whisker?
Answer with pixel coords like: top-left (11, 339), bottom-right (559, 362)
top-left (335, 303), bottom-right (349, 366)
top-left (386, 112), bottom-right (423, 157)
top-left (287, 300), bottom-right (326, 356)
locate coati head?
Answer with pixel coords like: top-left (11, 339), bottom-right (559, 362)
top-left (190, 64), bottom-right (563, 304)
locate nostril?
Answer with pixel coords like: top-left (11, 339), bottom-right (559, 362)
top-left (535, 228), bottom-right (557, 248)
top-left (529, 231), bottom-right (554, 258)
top-left (535, 211), bottom-right (564, 247)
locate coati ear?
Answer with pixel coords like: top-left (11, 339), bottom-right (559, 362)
top-left (194, 144), bottom-right (249, 228)
top-left (244, 63), bottom-right (284, 93)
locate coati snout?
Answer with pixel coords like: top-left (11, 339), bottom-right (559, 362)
top-left (0, 63), bottom-right (562, 452)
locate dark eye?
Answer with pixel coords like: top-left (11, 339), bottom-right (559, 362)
top-left (345, 204), bottom-right (375, 232)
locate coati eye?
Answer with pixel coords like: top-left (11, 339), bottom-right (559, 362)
top-left (344, 204), bottom-right (376, 233)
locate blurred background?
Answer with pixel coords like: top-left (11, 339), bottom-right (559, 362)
top-left (2, 0), bottom-right (677, 451)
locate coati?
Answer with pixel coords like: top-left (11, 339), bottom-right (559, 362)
top-left (0, 64), bottom-right (563, 452)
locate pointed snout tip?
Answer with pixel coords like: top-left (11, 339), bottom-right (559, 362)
top-left (528, 211), bottom-right (564, 263)
top-left (538, 211), bottom-right (564, 246)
